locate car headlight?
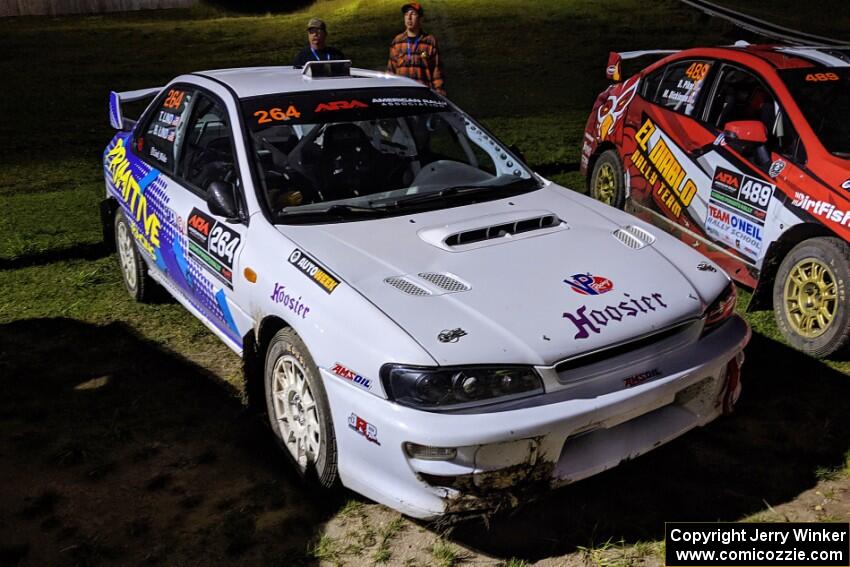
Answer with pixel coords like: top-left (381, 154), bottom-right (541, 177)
top-left (381, 364), bottom-right (543, 410)
top-left (704, 282), bottom-right (737, 328)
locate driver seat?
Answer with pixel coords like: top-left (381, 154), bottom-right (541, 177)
top-left (319, 123), bottom-right (376, 200)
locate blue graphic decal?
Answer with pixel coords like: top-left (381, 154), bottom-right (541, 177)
top-left (215, 289), bottom-right (239, 336)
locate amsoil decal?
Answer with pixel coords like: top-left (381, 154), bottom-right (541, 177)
top-left (105, 138), bottom-right (161, 255)
top-left (288, 249), bottom-right (340, 294)
top-left (623, 368), bottom-right (661, 388)
top-left (631, 118), bottom-right (697, 218)
top-left (710, 167), bottom-right (771, 220)
top-left (564, 273), bottom-right (614, 295)
top-left (331, 363), bottom-right (371, 389)
top-left (705, 203), bottom-right (764, 260)
top-left (563, 291), bottom-right (668, 340)
top-left (793, 192), bottom-right (850, 227)
top-left (348, 413), bottom-right (380, 445)
top-left (187, 208), bottom-right (241, 288)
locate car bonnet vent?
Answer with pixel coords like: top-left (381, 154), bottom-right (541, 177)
top-left (384, 276), bottom-right (432, 296)
top-left (613, 225), bottom-right (655, 249)
top-left (418, 272), bottom-right (470, 292)
top-left (445, 214), bottom-right (560, 247)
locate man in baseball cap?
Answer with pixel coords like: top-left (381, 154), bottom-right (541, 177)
top-left (387, 2), bottom-right (445, 95)
top-left (292, 17), bottom-right (346, 68)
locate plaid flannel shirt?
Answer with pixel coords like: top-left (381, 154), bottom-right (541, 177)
top-left (386, 32), bottom-right (445, 96)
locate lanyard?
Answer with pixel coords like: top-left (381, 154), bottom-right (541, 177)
top-left (311, 48), bottom-right (330, 61)
top-left (406, 35), bottom-right (422, 62)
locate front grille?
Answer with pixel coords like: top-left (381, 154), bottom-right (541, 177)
top-left (555, 320), bottom-right (695, 374)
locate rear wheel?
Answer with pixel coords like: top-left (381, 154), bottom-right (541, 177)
top-left (773, 237), bottom-right (850, 358)
top-left (114, 209), bottom-right (152, 302)
top-left (590, 150), bottom-right (625, 209)
top-left (264, 328), bottom-right (339, 488)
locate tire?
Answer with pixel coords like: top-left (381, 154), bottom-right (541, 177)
top-left (589, 150), bottom-right (626, 209)
top-left (772, 237), bottom-right (850, 358)
top-left (264, 328), bottom-right (339, 488)
top-left (114, 209), bottom-right (152, 302)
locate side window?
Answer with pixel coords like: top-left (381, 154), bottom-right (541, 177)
top-left (706, 65), bottom-right (805, 166)
top-left (650, 60), bottom-right (714, 117)
top-left (135, 87), bottom-right (194, 174)
top-left (176, 92), bottom-right (237, 193)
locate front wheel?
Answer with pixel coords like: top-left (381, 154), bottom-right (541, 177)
top-left (264, 328), bottom-right (339, 488)
top-left (589, 150), bottom-right (626, 209)
top-left (772, 237), bottom-right (850, 358)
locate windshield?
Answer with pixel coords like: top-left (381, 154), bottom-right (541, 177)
top-left (780, 67), bottom-right (850, 157)
top-left (240, 87), bottom-right (538, 222)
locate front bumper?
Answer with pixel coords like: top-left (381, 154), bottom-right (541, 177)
top-left (324, 315), bottom-right (750, 519)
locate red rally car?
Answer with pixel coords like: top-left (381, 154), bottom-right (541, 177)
top-left (582, 43), bottom-right (850, 358)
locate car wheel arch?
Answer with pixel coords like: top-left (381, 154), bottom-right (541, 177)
top-left (243, 315), bottom-right (292, 413)
top-left (586, 141), bottom-right (619, 192)
top-left (748, 221), bottom-right (836, 311)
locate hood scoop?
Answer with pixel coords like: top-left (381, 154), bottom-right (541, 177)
top-left (613, 225), bottom-right (655, 249)
top-left (419, 210), bottom-right (567, 252)
top-left (384, 272), bottom-right (471, 296)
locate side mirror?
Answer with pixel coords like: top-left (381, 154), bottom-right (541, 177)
top-left (207, 181), bottom-right (239, 219)
top-left (723, 120), bottom-right (767, 144)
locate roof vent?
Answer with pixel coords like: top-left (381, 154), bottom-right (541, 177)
top-left (385, 276), bottom-right (432, 296)
top-left (418, 272), bottom-right (470, 293)
top-left (302, 60), bottom-right (351, 78)
top-left (445, 214), bottom-right (560, 247)
top-left (614, 225), bottom-right (655, 249)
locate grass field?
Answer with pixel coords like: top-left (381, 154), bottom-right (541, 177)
top-left (1, 1), bottom-right (849, 565)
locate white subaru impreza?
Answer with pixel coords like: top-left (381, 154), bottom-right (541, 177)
top-left (102, 61), bottom-right (749, 519)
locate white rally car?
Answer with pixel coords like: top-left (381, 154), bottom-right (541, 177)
top-left (102, 61), bottom-right (750, 519)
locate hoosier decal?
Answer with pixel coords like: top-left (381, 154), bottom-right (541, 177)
top-left (288, 249), bottom-right (340, 294)
top-left (187, 208), bottom-right (241, 288)
top-left (563, 292), bottom-right (668, 340)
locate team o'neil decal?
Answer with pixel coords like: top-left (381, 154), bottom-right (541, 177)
top-left (187, 208), bottom-right (241, 288)
top-left (564, 273), bottom-right (614, 295)
top-left (288, 249), bottom-right (340, 294)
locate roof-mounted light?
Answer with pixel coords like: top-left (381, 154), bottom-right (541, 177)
top-left (302, 60), bottom-right (352, 79)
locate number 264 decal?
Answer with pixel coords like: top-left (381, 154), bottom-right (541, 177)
top-left (254, 105), bottom-right (301, 124)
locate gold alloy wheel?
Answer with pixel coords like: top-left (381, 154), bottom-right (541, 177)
top-left (593, 162), bottom-right (617, 206)
top-left (783, 258), bottom-right (839, 338)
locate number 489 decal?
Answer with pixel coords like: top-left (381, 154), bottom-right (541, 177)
top-left (739, 178), bottom-right (772, 209)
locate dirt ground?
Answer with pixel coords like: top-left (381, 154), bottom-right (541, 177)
top-left (1, 317), bottom-right (848, 566)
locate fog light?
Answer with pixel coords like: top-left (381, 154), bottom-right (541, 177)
top-left (404, 442), bottom-right (457, 461)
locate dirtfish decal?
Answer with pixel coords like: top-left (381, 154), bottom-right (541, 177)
top-left (631, 118), bottom-right (697, 218)
top-left (106, 138), bottom-right (161, 251)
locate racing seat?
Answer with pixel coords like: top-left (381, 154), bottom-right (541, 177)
top-left (319, 123), bottom-right (376, 200)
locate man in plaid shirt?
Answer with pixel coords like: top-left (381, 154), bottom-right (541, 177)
top-left (386, 2), bottom-right (446, 96)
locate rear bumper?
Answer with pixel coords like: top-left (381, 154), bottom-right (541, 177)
top-left (325, 315), bottom-right (750, 519)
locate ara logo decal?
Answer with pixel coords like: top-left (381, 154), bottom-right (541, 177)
top-left (596, 77), bottom-right (639, 141)
top-left (348, 413), bottom-right (380, 445)
top-left (564, 273), bottom-right (614, 296)
top-left (712, 168), bottom-right (741, 193)
top-left (315, 100), bottom-right (368, 112)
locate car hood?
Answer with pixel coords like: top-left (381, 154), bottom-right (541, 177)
top-left (279, 184), bottom-right (721, 366)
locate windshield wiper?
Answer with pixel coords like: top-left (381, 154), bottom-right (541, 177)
top-left (278, 203), bottom-right (390, 220)
top-left (386, 178), bottom-right (536, 208)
